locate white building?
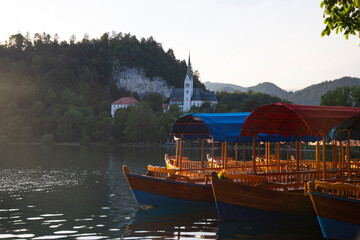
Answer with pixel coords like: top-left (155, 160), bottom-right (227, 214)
top-left (111, 96), bottom-right (139, 117)
top-left (169, 55), bottom-right (217, 112)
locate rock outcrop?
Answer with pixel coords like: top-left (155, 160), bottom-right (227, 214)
top-left (113, 67), bottom-right (174, 99)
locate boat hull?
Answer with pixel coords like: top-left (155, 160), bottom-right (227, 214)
top-left (124, 172), bottom-right (214, 207)
top-left (310, 192), bottom-right (360, 240)
top-left (211, 177), bottom-right (316, 222)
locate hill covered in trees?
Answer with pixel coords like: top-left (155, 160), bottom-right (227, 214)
top-left (2, 31), bottom-right (348, 144)
top-left (0, 32), bottom-right (206, 144)
top-left (205, 76), bottom-right (360, 105)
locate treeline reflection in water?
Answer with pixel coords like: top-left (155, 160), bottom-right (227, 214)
top-left (0, 145), bottom-right (324, 239)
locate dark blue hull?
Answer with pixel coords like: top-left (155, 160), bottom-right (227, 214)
top-left (215, 200), bottom-right (317, 224)
top-left (318, 216), bottom-right (360, 240)
top-left (132, 189), bottom-right (215, 208)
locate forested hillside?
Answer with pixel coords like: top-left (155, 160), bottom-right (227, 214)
top-left (287, 77), bottom-right (360, 105)
top-left (0, 32), bottom-right (204, 143)
top-left (205, 77), bottom-right (360, 105)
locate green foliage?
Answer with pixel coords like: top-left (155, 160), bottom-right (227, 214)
top-left (0, 32), bottom-right (205, 143)
top-left (215, 90), bottom-right (288, 112)
top-left (79, 133), bottom-right (91, 146)
top-left (124, 103), bottom-right (158, 142)
top-left (287, 77), bottom-right (360, 105)
top-left (40, 134), bottom-right (54, 145)
top-left (321, 0), bottom-right (360, 39)
top-left (321, 85), bottom-right (360, 106)
top-left (143, 93), bottom-right (163, 113)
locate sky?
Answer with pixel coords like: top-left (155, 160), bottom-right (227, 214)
top-left (1, 0), bottom-right (359, 91)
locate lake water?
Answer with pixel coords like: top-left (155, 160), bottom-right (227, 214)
top-left (0, 144), bottom-right (324, 239)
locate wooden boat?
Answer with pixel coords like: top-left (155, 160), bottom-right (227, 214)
top-left (123, 165), bottom-right (215, 207)
top-left (124, 105), bottom-right (360, 209)
top-left (210, 170), bottom-right (355, 222)
top-left (211, 103), bottom-right (360, 221)
top-left (308, 180), bottom-right (360, 240)
top-left (308, 112), bottom-right (360, 240)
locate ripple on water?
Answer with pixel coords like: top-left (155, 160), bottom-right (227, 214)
top-left (33, 235), bottom-right (68, 239)
top-left (0, 234), bottom-right (35, 238)
top-left (0, 168), bottom-right (88, 193)
top-left (27, 217), bottom-right (45, 220)
top-left (53, 230), bottom-right (78, 234)
top-left (40, 214), bottom-right (64, 217)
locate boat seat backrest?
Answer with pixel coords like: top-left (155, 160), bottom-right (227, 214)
top-left (225, 172), bottom-right (267, 185)
top-left (147, 165), bottom-right (175, 178)
top-left (314, 180), bottom-right (360, 199)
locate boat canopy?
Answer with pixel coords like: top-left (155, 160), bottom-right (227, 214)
top-left (329, 112), bottom-right (360, 141)
top-left (171, 112), bottom-right (321, 143)
top-left (241, 103), bottom-right (360, 138)
top-left (171, 112), bottom-right (251, 142)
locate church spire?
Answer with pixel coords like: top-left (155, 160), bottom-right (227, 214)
top-left (186, 54), bottom-right (192, 80)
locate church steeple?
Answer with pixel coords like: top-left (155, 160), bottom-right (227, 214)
top-left (183, 54), bottom-right (193, 112)
top-left (186, 54), bottom-right (192, 80)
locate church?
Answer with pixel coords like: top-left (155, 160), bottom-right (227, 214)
top-left (169, 56), bottom-right (217, 112)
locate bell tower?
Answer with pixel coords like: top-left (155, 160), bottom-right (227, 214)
top-left (183, 55), bottom-right (193, 111)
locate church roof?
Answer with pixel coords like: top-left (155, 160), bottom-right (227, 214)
top-left (111, 96), bottom-right (139, 105)
top-left (170, 88), bottom-right (217, 102)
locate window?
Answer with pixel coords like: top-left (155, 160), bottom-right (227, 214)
top-left (186, 83), bottom-right (190, 87)
top-left (186, 90), bottom-right (189, 94)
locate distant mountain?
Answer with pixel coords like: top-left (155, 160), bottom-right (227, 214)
top-left (204, 81), bottom-right (247, 93)
top-left (205, 77), bottom-right (360, 105)
top-left (287, 77), bottom-right (360, 105)
top-left (248, 82), bottom-right (289, 99)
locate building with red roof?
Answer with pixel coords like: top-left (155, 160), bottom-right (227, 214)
top-left (111, 96), bottom-right (139, 117)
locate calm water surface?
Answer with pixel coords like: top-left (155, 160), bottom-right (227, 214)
top-left (0, 144), bottom-right (324, 239)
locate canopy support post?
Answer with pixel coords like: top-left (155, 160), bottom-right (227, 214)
top-left (277, 142), bottom-right (281, 172)
top-left (339, 141), bottom-right (343, 177)
top-left (211, 139), bottom-right (214, 159)
top-left (332, 140), bottom-right (336, 169)
top-left (333, 141), bottom-right (337, 169)
top-left (179, 135), bottom-right (183, 171)
top-left (252, 136), bottom-right (256, 174)
top-left (235, 142), bottom-right (238, 167)
top-left (316, 141), bottom-right (320, 170)
top-left (224, 142), bottom-right (228, 170)
top-left (221, 142), bottom-right (224, 168)
top-left (346, 130), bottom-right (352, 180)
top-left (322, 132), bottom-right (326, 180)
top-left (266, 142), bottom-right (269, 173)
top-left (289, 142), bottom-right (292, 170)
top-left (243, 143), bottom-right (246, 164)
top-left (296, 136), bottom-right (300, 184)
top-left (201, 139), bottom-right (204, 170)
top-left (175, 138), bottom-right (179, 167)
top-left (296, 136), bottom-right (300, 172)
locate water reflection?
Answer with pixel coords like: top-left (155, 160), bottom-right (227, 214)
top-left (0, 145), bottom-right (327, 239)
top-left (123, 206), bottom-right (219, 239)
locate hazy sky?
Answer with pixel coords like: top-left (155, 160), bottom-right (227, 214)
top-left (1, 0), bottom-right (359, 90)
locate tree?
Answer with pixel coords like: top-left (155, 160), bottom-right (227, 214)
top-left (112, 108), bottom-right (130, 141)
top-left (143, 93), bottom-right (163, 113)
top-left (321, 0), bottom-right (360, 39)
top-left (56, 107), bottom-right (84, 142)
top-left (320, 86), bottom-right (353, 106)
top-left (124, 103), bottom-right (157, 142)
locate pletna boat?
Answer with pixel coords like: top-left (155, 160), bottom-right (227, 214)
top-left (212, 103), bottom-right (360, 221)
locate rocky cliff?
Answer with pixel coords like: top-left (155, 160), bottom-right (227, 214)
top-left (113, 67), bottom-right (174, 99)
